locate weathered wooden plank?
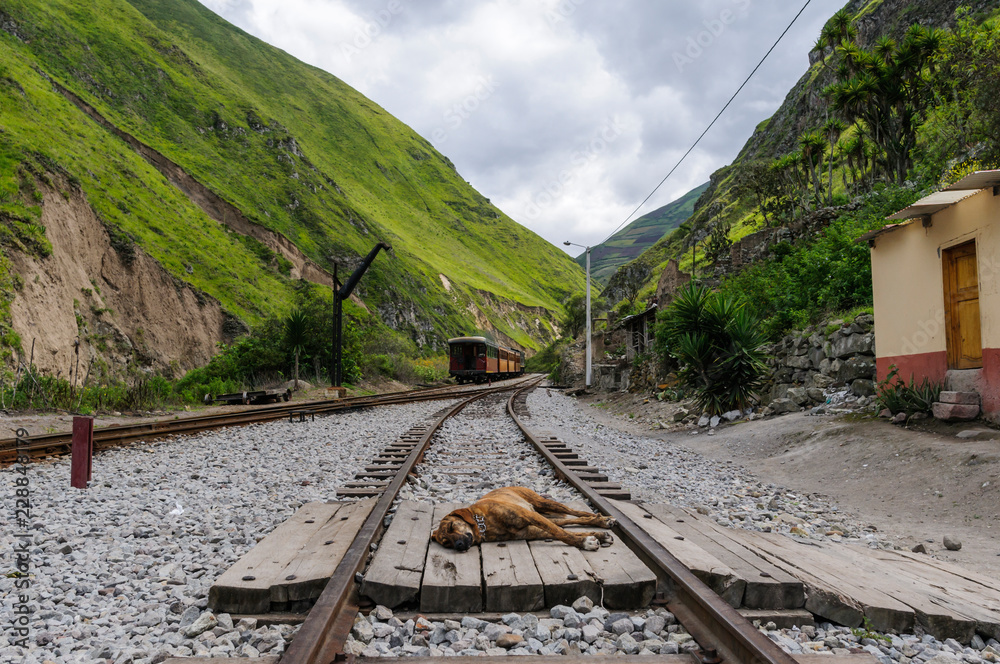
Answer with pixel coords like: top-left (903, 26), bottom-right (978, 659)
top-left (725, 528), bottom-right (914, 634)
top-left (421, 503), bottom-right (483, 613)
top-left (527, 537), bottom-right (600, 607)
top-left (163, 658), bottom-right (280, 663)
top-left (361, 501), bottom-right (434, 608)
top-left (273, 498), bottom-right (377, 605)
top-left (644, 503), bottom-right (804, 610)
top-left (615, 500), bottom-right (744, 607)
top-left (482, 540), bottom-right (544, 612)
top-left (564, 501), bottom-right (656, 609)
top-left (811, 542), bottom-right (985, 641)
top-left (209, 502), bottom-right (341, 614)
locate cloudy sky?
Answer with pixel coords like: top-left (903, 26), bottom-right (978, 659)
top-left (198, 0), bottom-right (844, 256)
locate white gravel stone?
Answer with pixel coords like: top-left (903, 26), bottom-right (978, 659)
top-left (0, 400), bottom-right (453, 663)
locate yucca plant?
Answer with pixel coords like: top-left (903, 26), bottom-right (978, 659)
top-left (874, 365), bottom-right (942, 414)
top-left (656, 283), bottom-right (768, 415)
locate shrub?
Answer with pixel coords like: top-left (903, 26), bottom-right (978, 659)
top-left (874, 365), bottom-right (942, 415)
top-left (655, 283), bottom-right (768, 415)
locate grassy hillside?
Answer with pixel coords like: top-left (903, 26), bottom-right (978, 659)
top-left (0, 0), bottom-right (584, 351)
top-left (575, 182), bottom-right (708, 284)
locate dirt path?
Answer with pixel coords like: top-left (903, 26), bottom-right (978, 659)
top-left (580, 392), bottom-right (1000, 579)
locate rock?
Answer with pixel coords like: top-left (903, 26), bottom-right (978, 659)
top-left (786, 387), bottom-right (810, 406)
top-left (722, 409), bottom-right (742, 422)
top-left (908, 412), bottom-right (928, 423)
top-left (957, 429), bottom-right (990, 439)
top-left (352, 614), bottom-right (375, 643)
top-left (806, 387), bottom-right (826, 403)
top-left (709, 415), bottom-right (721, 428)
top-left (944, 535), bottom-right (962, 551)
top-left (496, 633), bottom-right (523, 649)
top-left (182, 611), bottom-right (218, 638)
top-left (835, 356), bottom-right (876, 383)
top-left (850, 379), bottom-right (876, 397)
top-left (830, 332), bottom-right (874, 359)
top-left (610, 617), bottom-right (634, 635)
top-left (672, 409), bottom-right (688, 422)
top-left (939, 391), bottom-right (980, 405)
top-left (582, 625), bottom-right (601, 644)
top-left (911, 543), bottom-right (928, 554)
top-left (698, 414), bottom-right (711, 427)
top-left (617, 633), bottom-right (641, 654)
top-left (879, 408), bottom-right (892, 418)
top-left (769, 398), bottom-right (797, 415)
top-left (891, 412), bottom-right (908, 425)
top-left (932, 402), bottom-right (980, 422)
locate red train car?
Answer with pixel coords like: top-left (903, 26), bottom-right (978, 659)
top-left (448, 336), bottom-right (525, 384)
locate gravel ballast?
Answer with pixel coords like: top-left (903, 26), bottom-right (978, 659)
top-left (0, 400), bottom-right (455, 664)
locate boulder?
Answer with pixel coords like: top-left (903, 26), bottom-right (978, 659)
top-left (786, 388), bottom-right (810, 406)
top-left (829, 332), bottom-right (875, 359)
top-left (769, 398), bottom-right (797, 414)
top-left (808, 373), bottom-right (835, 389)
top-left (834, 356), bottom-right (876, 383)
top-left (850, 379), bottom-right (876, 397)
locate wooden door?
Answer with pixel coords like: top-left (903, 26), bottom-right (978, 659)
top-left (943, 241), bottom-right (983, 369)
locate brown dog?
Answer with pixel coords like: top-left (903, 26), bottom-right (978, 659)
top-left (431, 486), bottom-right (615, 552)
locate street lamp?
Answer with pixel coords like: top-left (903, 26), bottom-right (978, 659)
top-left (564, 241), bottom-right (592, 388)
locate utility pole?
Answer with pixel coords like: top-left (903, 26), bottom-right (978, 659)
top-left (332, 242), bottom-right (391, 387)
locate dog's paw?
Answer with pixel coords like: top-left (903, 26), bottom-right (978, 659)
top-left (582, 535), bottom-right (600, 551)
top-left (598, 531), bottom-right (614, 545)
top-left (602, 517), bottom-right (617, 528)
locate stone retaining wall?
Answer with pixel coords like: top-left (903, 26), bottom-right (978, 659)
top-left (763, 314), bottom-right (876, 413)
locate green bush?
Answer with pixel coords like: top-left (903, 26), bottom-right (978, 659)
top-left (719, 185), bottom-right (921, 338)
top-left (655, 283), bottom-right (768, 415)
top-left (874, 365), bottom-right (942, 415)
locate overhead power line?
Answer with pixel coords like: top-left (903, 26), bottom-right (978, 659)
top-left (600, 0), bottom-right (813, 245)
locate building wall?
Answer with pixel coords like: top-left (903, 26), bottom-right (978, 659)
top-left (871, 187), bottom-right (1000, 414)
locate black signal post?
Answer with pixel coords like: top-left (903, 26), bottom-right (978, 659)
top-left (332, 242), bottom-right (391, 387)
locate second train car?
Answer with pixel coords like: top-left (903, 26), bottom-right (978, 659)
top-left (448, 336), bottom-right (525, 384)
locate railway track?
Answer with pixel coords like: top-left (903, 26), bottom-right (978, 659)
top-left (276, 379), bottom-right (798, 664)
top-left (0, 377), bottom-right (534, 466)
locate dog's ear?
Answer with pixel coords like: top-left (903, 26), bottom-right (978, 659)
top-left (450, 508), bottom-right (477, 527)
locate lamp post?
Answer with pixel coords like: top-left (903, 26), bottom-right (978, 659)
top-left (564, 241), bottom-right (592, 388)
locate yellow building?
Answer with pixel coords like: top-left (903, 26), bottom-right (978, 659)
top-left (863, 171), bottom-right (1000, 420)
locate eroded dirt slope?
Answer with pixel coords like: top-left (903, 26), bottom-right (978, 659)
top-left (8, 183), bottom-right (229, 378)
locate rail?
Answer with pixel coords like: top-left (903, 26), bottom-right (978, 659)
top-left (0, 376), bottom-right (536, 466)
top-left (279, 377), bottom-right (543, 664)
top-left (506, 383), bottom-right (798, 664)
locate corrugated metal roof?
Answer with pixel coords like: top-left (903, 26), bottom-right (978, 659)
top-left (861, 171), bottom-right (999, 244)
top-left (885, 189), bottom-right (983, 220)
top-left (943, 169), bottom-right (1000, 191)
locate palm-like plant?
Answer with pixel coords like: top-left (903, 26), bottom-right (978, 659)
top-left (285, 308), bottom-right (308, 390)
top-left (656, 284), bottom-right (768, 416)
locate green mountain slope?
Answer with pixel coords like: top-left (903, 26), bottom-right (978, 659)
top-left (609, 0), bottom-right (994, 309)
top-left (0, 0), bottom-right (584, 351)
top-left (575, 182), bottom-right (708, 284)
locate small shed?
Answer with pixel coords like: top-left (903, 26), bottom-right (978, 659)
top-left (862, 170), bottom-right (1000, 419)
top-left (620, 305), bottom-right (657, 361)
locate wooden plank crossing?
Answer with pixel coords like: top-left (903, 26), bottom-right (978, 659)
top-left (644, 503), bottom-right (804, 610)
top-left (631, 502), bottom-right (1000, 642)
top-left (482, 540), bottom-right (545, 611)
top-left (209, 498), bottom-right (376, 614)
top-left (360, 500), bottom-right (655, 612)
top-left (361, 501), bottom-right (434, 608)
top-left (421, 503), bottom-right (483, 613)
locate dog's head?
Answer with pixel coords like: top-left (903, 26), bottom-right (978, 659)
top-left (431, 509), bottom-right (476, 552)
